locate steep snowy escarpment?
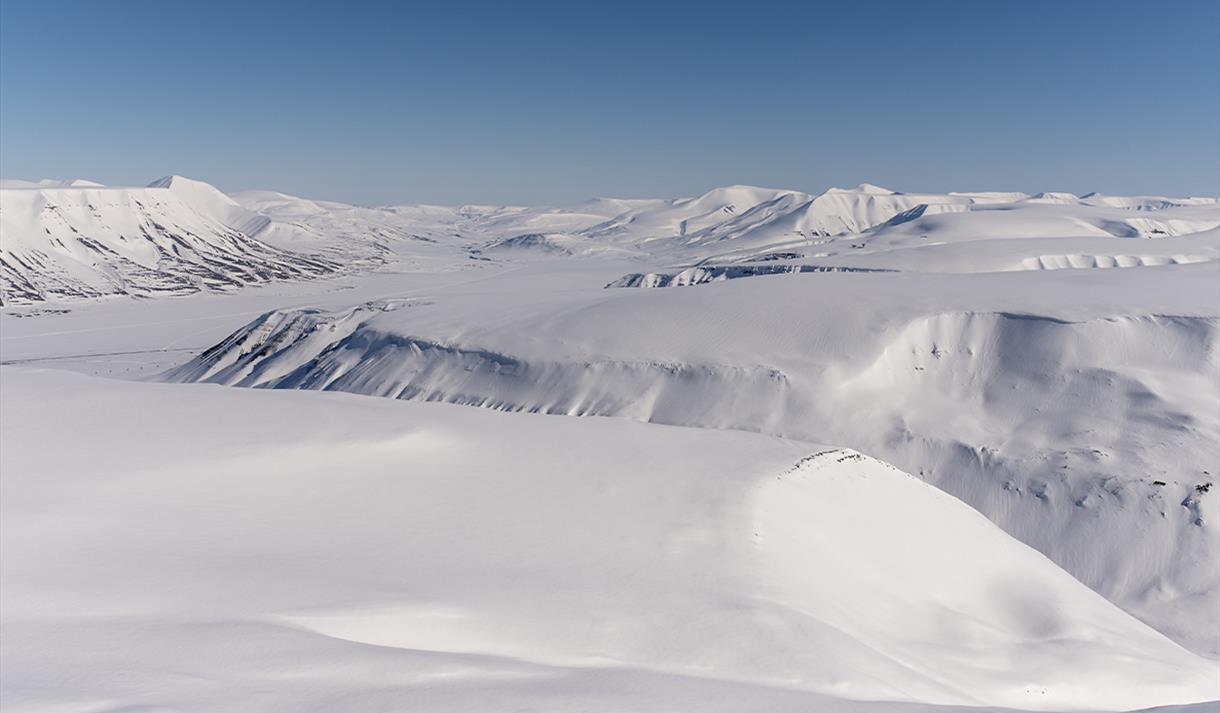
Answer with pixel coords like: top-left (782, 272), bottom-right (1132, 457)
top-left (606, 263), bottom-right (895, 288)
top-left (168, 305), bottom-right (798, 422)
top-left (776, 227), bottom-right (1220, 275)
top-left (4, 368), bottom-right (1217, 711)
top-left (601, 221), bottom-right (1219, 285)
top-left (166, 264), bottom-right (1220, 656)
top-left (0, 177), bottom-right (337, 304)
top-left (606, 252), bottom-right (1217, 288)
top-left (1018, 253), bottom-right (1213, 270)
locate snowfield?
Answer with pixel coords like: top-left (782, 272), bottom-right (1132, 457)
top-left (3, 369), bottom-right (1217, 712)
top-left (1, 176), bottom-right (1218, 712)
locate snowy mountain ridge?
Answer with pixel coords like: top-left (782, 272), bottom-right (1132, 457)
top-left (4, 175), bottom-right (1217, 305)
top-left (0, 176), bottom-right (337, 304)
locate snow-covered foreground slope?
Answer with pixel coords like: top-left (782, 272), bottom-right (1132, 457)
top-left (165, 257), bottom-right (1220, 657)
top-left (0, 176), bottom-right (337, 304)
top-left (2, 367), bottom-right (1216, 712)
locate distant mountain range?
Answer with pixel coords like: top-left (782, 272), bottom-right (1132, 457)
top-left (2, 175), bottom-right (1217, 305)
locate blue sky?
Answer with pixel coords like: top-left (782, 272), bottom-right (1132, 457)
top-left (1, 0), bottom-right (1217, 205)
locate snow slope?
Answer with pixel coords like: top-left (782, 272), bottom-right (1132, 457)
top-left (166, 256), bottom-right (1220, 657)
top-left (0, 177), bottom-right (337, 304)
top-left (2, 367), bottom-right (1215, 712)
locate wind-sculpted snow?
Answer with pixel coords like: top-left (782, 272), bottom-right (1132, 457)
top-left (4, 368), bottom-right (1217, 711)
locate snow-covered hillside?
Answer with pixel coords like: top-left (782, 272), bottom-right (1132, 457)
top-left (3, 368), bottom-right (1216, 712)
top-left (0, 176), bottom-right (337, 304)
top-left (165, 230), bottom-right (1220, 657)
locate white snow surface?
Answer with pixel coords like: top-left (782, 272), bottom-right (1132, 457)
top-left (2, 368), bottom-right (1217, 712)
top-left (2, 176), bottom-right (1219, 711)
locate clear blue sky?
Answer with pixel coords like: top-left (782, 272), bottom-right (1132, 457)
top-left (1, 0), bottom-right (1217, 205)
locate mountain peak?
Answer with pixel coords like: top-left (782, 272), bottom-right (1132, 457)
top-left (149, 174), bottom-right (213, 190)
top-left (824, 183), bottom-right (897, 196)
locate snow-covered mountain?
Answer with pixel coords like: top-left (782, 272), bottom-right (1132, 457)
top-left (519, 182), bottom-right (1218, 260)
top-left (0, 176), bottom-right (336, 304)
top-left (4, 176), bottom-right (1218, 304)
